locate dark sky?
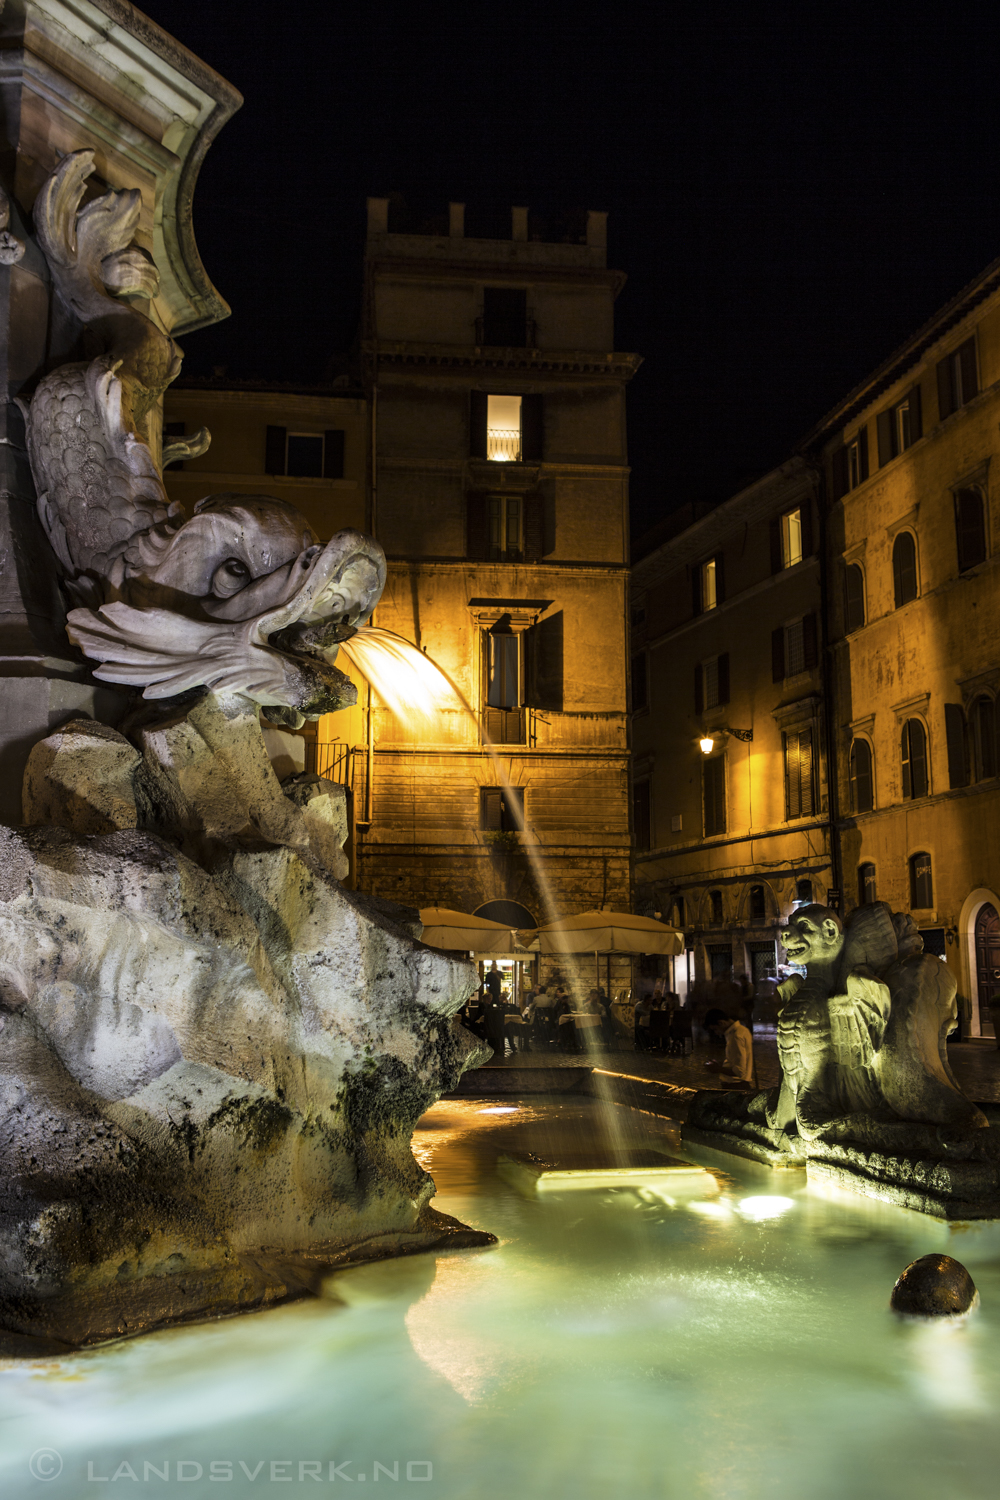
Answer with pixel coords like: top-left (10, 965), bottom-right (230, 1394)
top-left (144, 0), bottom-right (1000, 541)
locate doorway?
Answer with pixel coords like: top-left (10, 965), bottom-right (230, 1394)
top-left (975, 902), bottom-right (1000, 1039)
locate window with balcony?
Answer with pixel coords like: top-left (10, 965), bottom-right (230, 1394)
top-left (480, 287), bottom-right (529, 347)
top-left (936, 337), bottom-right (977, 419)
top-left (481, 784), bottom-right (524, 832)
top-left (892, 531), bottom-right (918, 606)
top-left (909, 852), bottom-right (933, 910)
top-left (265, 425), bottom-right (345, 479)
top-left (955, 487), bottom-right (987, 572)
top-left (486, 394), bottom-right (522, 461)
top-left (876, 385), bottom-right (922, 465)
top-left (858, 862), bottom-right (877, 905)
top-left (470, 392), bottom-right (543, 462)
top-left (783, 729), bottom-right (814, 819)
top-left (901, 718), bottom-right (928, 799)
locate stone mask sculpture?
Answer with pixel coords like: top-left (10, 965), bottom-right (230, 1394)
top-left (25, 150), bottom-right (384, 728)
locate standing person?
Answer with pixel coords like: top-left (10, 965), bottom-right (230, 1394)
top-left (485, 962), bottom-right (503, 1003)
top-left (704, 1012), bottom-right (754, 1085)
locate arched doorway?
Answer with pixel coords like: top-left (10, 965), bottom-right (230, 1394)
top-left (975, 903), bottom-right (1000, 1040)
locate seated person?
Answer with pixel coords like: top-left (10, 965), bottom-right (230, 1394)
top-left (704, 1012), bottom-right (754, 1086)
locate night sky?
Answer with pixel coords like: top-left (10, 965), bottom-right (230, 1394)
top-left (144, 0), bottom-right (1000, 542)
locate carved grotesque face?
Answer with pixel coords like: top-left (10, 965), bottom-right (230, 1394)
top-left (780, 911), bottom-right (844, 969)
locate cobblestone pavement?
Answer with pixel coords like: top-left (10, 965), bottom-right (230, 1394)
top-left (481, 1034), bottom-right (1000, 1102)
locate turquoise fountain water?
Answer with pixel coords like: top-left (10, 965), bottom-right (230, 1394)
top-left (4, 1094), bottom-right (1000, 1500)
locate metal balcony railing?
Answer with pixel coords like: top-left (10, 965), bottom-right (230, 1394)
top-left (486, 426), bottom-right (521, 462)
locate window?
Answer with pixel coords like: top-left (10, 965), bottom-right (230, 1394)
top-left (831, 428), bottom-right (869, 499)
top-left (771, 614), bottom-right (818, 681)
top-left (748, 941), bottom-right (777, 984)
top-left (795, 879), bottom-right (814, 904)
top-left (909, 852), bottom-right (933, 910)
top-left (481, 784), bottom-right (524, 832)
top-left (489, 494), bottom-right (523, 559)
top-left (707, 944), bottom-right (732, 978)
top-left (672, 895), bottom-right (686, 926)
top-left (703, 757), bottom-right (726, 837)
top-left (633, 780), bottom-right (651, 852)
top-left (770, 505), bottom-right (812, 572)
top-left (876, 385), bottom-right (922, 466)
top-left (849, 738), bottom-right (874, 813)
top-left (484, 624), bottom-right (523, 743)
top-left (692, 553), bottom-right (725, 614)
top-left (901, 718), bottom-right (928, 799)
top-left (784, 729), bottom-right (814, 819)
top-left (631, 651), bottom-right (648, 713)
top-left (892, 531), bottom-right (918, 607)
top-left (695, 652), bottom-right (730, 712)
top-left (470, 392), bottom-right (543, 461)
top-left (974, 695), bottom-right (997, 780)
top-left (749, 884), bottom-right (766, 920)
top-left (480, 287), bottom-right (528, 347)
top-left (945, 702), bottom-right (970, 789)
top-left (858, 862), bottom-right (877, 905)
top-left (709, 890), bottom-right (724, 925)
top-left (265, 426), bottom-right (345, 479)
top-left (936, 337), bottom-right (977, 420)
top-left (843, 563), bottom-right (865, 633)
top-left (955, 488), bottom-right (987, 572)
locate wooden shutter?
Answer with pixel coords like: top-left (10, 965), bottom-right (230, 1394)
top-left (470, 391), bottom-right (488, 458)
top-left (691, 565), bottom-right (702, 617)
top-left (466, 492), bottom-right (489, 559)
top-left (904, 719), bottom-right (928, 798)
top-left (769, 517), bottom-right (783, 573)
top-left (876, 409), bottom-right (894, 467)
top-left (772, 626), bottom-right (785, 683)
top-left (714, 551), bottom-right (726, 604)
top-left (857, 426), bottom-right (869, 482)
top-left (265, 425), bottom-right (286, 474)
top-left (945, 702), bottom-right (970, 789)
top-left (799, 730), bottom-right (814, 815)
top-left (901, 722), bottom-right (912, 799)
top-left (522, 491), bottom-right (545, 559)
top-left (717, 651), bottom-right (730, 706)
top-left (799, 500), bottom-right (813, 558)
top-left (831, 447), bottom-right (849, 501)
top-left (521, 394), bottom-right (544, 461)
top-left (481, 787), bottom-right (503, 830)
top-left (527, 611), bottom-right (563, 712)
top-left (784, 732), bottom-right (799, 817)
top-left (959, 337), bottom-right (978, 403)
top-left (694, 662), bottom-right (703, 714)
top-left (936, 356), bottom-right (953, 420)
top-left (323, 429), bottom-right (345, 479)
top-left (844, 564), bottom-right (864, 633)
top-left (909, 382), bottom-right (922, 440)
top-left (955, 488), bottom-right (986, 571)
top-left (802, 612), bottom-right (818, 669)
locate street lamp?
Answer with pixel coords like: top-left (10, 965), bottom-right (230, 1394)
top-left (699, 726), bottom-right (753, 754)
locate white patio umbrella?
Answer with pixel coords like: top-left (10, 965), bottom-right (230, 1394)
top-left (418, 907), bottom-right (521, 953)
top-left (519, 910), bottom-right (684, 991)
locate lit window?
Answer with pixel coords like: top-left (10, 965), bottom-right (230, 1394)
top-left (488, 494), bottom-right (523, 559)
top-left (781, 509), bottom-right (802, 568)
top-left (701, 557), bottom-right (717, 610)
top-left (487, 394), bottom-right (522, 461)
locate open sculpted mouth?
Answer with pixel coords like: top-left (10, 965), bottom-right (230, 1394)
top-left (781, 935), bottom-right (809, 963)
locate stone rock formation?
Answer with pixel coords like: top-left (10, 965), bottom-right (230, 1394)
top-left (685, 902), bottom-right (1000, 1217)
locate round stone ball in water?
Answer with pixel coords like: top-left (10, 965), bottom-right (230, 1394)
top-left (890, 1254), bottom-right (978, 1318)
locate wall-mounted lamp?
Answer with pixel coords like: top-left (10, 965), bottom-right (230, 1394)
top-left (946, 926), bottom-right (958, 946)
top-left (699, 726), bottom-right (754, 754)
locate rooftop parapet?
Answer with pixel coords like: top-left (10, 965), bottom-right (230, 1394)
top-left (365, 197), bottom-right (609, 270)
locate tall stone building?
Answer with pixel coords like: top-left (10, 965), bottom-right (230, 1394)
top-left (630, 461), bottom-right (829, 998)
top-left (811, 255), bottom-right (1000, 1036)
top-left (359, 199), bottom-right (639, 965)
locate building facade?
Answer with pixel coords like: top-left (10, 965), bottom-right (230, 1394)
top-left (631, 460), bottom-right (830, 999)
top-left (811, 257), bottom-right (1000, 1036)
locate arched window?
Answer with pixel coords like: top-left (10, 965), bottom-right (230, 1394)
top-left (909, 852), bottom-right (933, 910)
top-left (858, 863), bottom-right (877, 905)
top-left (892, 531), bottom-right (918, 607)
top-left (749, 884), bottom-right (766, 920)
top-left (709, 889), bottom-right (723, 925)
top-left (974, 695), bottom-right (997, 780)
top-left (849, 738), bottom-right (874, 812)
top-left (795, 879), bottom-right (813, 904)
top-left (843, 563), bottom-right (865, 633)
top-left (955, 488), bottom-right (987, 573)
top-left (901, 718), bottom-right (928, 799)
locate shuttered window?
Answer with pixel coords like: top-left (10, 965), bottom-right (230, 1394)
top-left (945, 702), bottom-right (969, 789)
top-left (487, 630), bottom-right (520, 707)
top-left (901, 718), bottom-right (928, 799)
top-left (849, 738), bottom-right (874, 813)
top-left (844, 564), bottom-right (865, 632)
top-left (695, 652), bottom-right (730, 712)
top-left (876, 385), bottom-right (922, 465)
top-left (936, 337), bottom-right (978, 420)
top-left (778, 615), bottom-right (817, 680)
top-left (703, 756), bottom-right (726, 837)
top-left (481, 785), bottom-right (524, 832)
top-left (892, 532), bottom-right (918, 606)
top-left (909, 852), bottom-right (933, 910)
top-left (955, 488), bottom-right (987, 572)
top-left (975, 695), bottom-right (997, 780)
top-left (784, 729), bottom-right (814, 819)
